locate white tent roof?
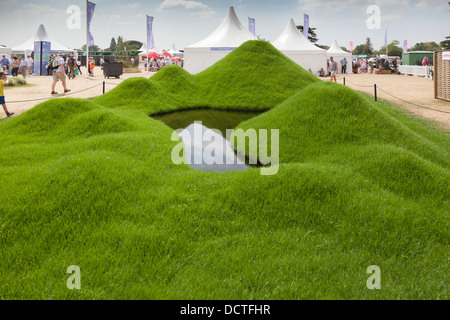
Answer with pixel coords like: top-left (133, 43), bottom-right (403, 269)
top-left (272, 19), bottom-right (325, 53)
top-left (168, 44), bottom-right (183, 56)
top-left (187, 6), bottom-right (257, 48)
top-left (12, 24), bottom-right (76, 53)
top-left (327, 40), bottom-right (352, 55)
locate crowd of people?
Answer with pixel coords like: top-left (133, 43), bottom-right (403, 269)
top-left (144, 56), bottom-right (184, 72)
top-left (1, 54), bottom-right (34, 78)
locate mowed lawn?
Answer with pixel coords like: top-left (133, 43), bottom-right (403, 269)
top-left (0, 41), bottom-right (448, 300)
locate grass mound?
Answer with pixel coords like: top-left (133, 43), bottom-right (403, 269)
top-left (95, 40), bottom-right (320, 114)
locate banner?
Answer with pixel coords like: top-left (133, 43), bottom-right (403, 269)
top-left (87, 1), bottom-right (96, 47)
top-left (248, 18), bottom-right (256, 36)
top-left (350, 41), bottom-right (354, 53)
top-left (403, 40), bottom-right (408, 53)
top-left (303, 14), bottom-right (309, 38)
top-left (33, 41), bottom-right (51, 76)
top-left (147, 16), bottom-right (155, 50)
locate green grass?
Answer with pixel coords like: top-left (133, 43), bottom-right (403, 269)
top-left (0, 41), bottom-right (448, 300)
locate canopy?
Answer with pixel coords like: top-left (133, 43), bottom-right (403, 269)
top-left (12, 24), bottom-right (77, 58)
top-left (0, 47), bottom-right (12, 61)
top-left (168, 44), bottom-right (183, 57)
top-left (327, 40), bottom-right (352, 74)
top-left (184, 6), bottom-right (257, 74)
top-left (272, 19), bottom-right (327, 74)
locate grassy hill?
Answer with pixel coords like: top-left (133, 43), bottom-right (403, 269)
top-left (0, 41), bottom-right (448, 300)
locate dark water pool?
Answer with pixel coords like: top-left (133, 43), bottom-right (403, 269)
top-left (152, 109), bottom-right (265, 172)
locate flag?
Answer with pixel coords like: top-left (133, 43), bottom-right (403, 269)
top-left (87, 1), bottom-right (96, 47)
top-left (350, 41), bottom-right (354, 53)
top-left (147, 16), bottom-right (155, 50)
top-left (248, 18), bottom-right (256, 36)
top-left (303, 14), bottom-right (310, 38)
top-left (403, 40), bottom-right (408, 53)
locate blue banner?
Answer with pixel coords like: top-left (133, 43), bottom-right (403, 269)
top-left (147, 16), bottom-right (155, 50)
top-left (33, 41), bottom-right (51, 75)
top-left (303, 14), bottom-right (309, 39)
top-left (249, 18), bottom-right (256, 36)
top-left (88, 1), bottom-right (96, 47)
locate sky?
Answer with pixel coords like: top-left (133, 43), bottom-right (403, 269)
top-left (1, 0), bottom-right (449, 51)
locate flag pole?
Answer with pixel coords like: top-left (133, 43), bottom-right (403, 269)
top-left (86, 0), bottom-right (89, 78)
top-left (146, 15), bottom-right (149, 73)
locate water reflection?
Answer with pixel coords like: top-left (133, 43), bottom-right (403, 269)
top-left (178, 122), bottom-right (249, 172)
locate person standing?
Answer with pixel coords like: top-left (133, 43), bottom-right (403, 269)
top-left (51, 52), bottom-right (71, 95)
top-left (329, 56), bottom-right (338, 83)
top-left (10, 57), bottom-right (19, 77)
top-left (0, 72), bottom-right (14, 118)
top-left (19, 57), bottom-right (28, 79)
top-left (76, 58), bottom-right (82, 75)
top-left (88, 57), bottom-right (95, 76)
top-left (1, 55), bottom-right (10, 75)
top-left (130, 57), bottom-right (135, 66)
top-left (341, 58), bottom-right (347, 74)
top-left (66, 54), bottom-right (76, 79)
top-left (26, 55), bottom-right (34, 76)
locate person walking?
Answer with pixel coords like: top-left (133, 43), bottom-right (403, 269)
top-left (341, 58), bottom-right (347, 74)
top-left (19, 57), bottom-right (28, 79)
top-left (76, 58), bottom-right (82, 75)
top-left (1, 55), bottom-right (10, 75)
top-left (66, 54), bottom-right (76, 79)
top-left (329, 56), bottom-right (338, 83)
top-left (26, 55), bottom-right (33, 76)
top-left (51, 52), bottom-right (71, 95)
top-left (10, 57), bottom-right (19, 77)
top-left (0, 72), bottom-right (14, 117)
top-left (88, 57), bottom-right (95, 76)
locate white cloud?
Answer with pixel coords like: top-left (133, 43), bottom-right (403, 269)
top-left (127, 3), bottom-right (141, 9)
top-left (159, 0), bottom-right (216, 16)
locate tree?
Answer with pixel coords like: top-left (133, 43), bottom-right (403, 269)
top-left (410, 42), bottom-right (442, 51)
top-left (378, 40), bottom-right (403, 57)
top-left (80, 44), bottom-right (101, 52)
top-left (441, 36), bottom-right (450, 49)
top-left (362, 37), bottom-right (373, 55)
top-left (109, 37), bottom-right (117, 52)
top-left (353, 44), bottom-right (365, 55)
top-left (296, 25), bottom-right (319, 43)
top-left (340, 47), bottom-right (350, 53)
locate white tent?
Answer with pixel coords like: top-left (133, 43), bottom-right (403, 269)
top-left (12, 24), bottom-right (77, 58)
top-left (272, 19), bottom-right (327, 74)
top-left (327, 40), bottom-right (352, 74)
top-left (168, 44), bottom-right (183, 57)
top-left (0, 47), bottom-right (12, 61)
top-left (184, 6), bottom-right (257, 74)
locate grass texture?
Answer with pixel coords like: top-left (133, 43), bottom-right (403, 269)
top-left (0, 41), bottom-right (448, 300)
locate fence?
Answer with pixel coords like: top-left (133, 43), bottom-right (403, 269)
top-left (434, 51), bottom-right (450, 102)
top-left (398, 65), bottom-right (432, 78)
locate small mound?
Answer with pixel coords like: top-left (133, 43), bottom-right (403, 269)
top-left (94, 77), bottom-right (175, 113)
top-left (5, 98), bottom-right (139, 139)
top-left (6, 98), bottom-right (96, 136)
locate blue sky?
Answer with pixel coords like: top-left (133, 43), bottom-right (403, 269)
top-left (2, 0), bottom-right (449, 51)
